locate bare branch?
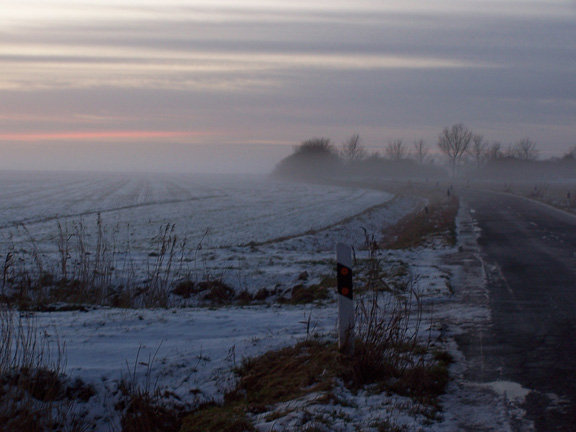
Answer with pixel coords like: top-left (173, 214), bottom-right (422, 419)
top-left (385, 139), bottom-right (409, 160)
top-left (341, 133), bottom-right (367, 162)
top-left (469, 134), bottom-right (487, 169)
top-left (437, 123), bottom-right (473, 177)
top-left (412, 139), bottom-right (429, 165)
top-left (514, 138), bottom-right (539, 160)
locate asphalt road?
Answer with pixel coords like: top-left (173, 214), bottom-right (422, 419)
top-left (458, 189), bottom-right (576, 431)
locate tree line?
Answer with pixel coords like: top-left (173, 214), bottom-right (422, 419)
top-left (273, 123), bottom-right (576, 181)
top-left (273, 135), bottom-right (443, 180)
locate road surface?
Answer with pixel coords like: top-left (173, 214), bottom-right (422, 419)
top-left (458, 189), bottom-right (576, 431)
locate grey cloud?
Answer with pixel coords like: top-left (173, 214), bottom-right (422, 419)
top-left (10, 6), bottom-right (575, 77)
top-left (2, 1), bottom-right (575, 167)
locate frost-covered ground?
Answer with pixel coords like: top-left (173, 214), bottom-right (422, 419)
top-left (0, 172), bottom-right (532, 431)
top-left (0, 171), bottom-right (412, 294)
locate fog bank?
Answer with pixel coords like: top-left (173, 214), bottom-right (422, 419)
top-left (0, 142), bottom-right (292, 174)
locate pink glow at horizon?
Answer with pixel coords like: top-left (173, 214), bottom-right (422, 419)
top-left (1, 0), bottom-right (575, 172)
top-left (0, 130), bottom-right (218, 142)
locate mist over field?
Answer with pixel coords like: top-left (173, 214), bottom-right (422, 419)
top-left (1, 2), bottom-right (576, 429)
top-left (1, 0), bottom-right (575, 175)
top-left (0, 141), bottom-right (292, 174)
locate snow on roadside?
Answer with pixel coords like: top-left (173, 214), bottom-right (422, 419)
top-left (431, 197), bottom-right (534, 432)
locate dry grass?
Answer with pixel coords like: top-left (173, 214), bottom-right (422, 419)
top-left (0, 182), bottom-right (457, 431)
top-left (180, 283), bottom-right (452, 430)
top-left (226, 340), bottom-right (347, 409)
top-left (381, 195), bottom-right (459, 250)
top-left (180, 405), bottom-right (256, 432)
top-left (114, 344), bottom-right (189, 432)
top-left (278, 277), bottom-right (333, 305)
top-left (1, 217), bottom-right (241, 310)
top-left (176, 192), bottom-right (455, 429)
top-left (116, 384), bottom-right (183, 432)
top-left (2, 214), bottom-right (328, 311)
top-left (179, 340), bottom-right (346, 432)
top-left (0, 306), bottom-right (95, 432)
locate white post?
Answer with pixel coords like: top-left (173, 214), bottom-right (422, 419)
top-left (336, 243), bottom-right (354, 356)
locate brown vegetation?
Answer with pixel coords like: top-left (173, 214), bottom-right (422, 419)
top-left (381, 195), bottom-right (459, 250)
top-left (181, 282), bottom-right (452, 430)
top-left (0, 307), bottom-right (95, 432)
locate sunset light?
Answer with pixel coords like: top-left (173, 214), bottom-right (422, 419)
top-left (1, 0), bottom-right (575, 171)
top-left (0, 130), bottom-right (215, 142)
top-left (2, 3), bottom-right (576, 429)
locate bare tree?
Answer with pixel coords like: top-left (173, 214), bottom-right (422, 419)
top-left (437, 123), bottom-right (473, 177)
top-left (514, 138), bottom-right (539, 160)
top-left (341, 133), bottom-right (367, 162)
top-left (385, 139), bottom-right (409, 160)
top-left (470, 134), bottom-right (488, 169)
top-left (486, 141), bottom-right (503, 160)
top-left (412, 139), bottom-right (429, 165)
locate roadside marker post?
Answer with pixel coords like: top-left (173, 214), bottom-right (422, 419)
top-left (336, 243), bottom-right (354, 356)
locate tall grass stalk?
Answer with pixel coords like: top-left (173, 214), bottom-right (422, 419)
top-left (354, 284), bottom-right (423, 383)
top-left (57, 221), bottom-right (70, 282)
top-left (1, 215), bottom-right (211, 309)
top-left (117, 342), bottom-right (183, 432)
top-left (0, 306), bottom-right (80, 431)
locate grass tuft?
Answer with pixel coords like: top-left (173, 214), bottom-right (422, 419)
top-left (201, 280), bottom-right (236, 305)
top-left (279, 283), bottom-right (329, 305)
top-left (0, 306), bottom-right (94, 431)
top-left (180, 405), bottom-right (256, 432)
top-left (118, 387), bottom-right (183, 432)
top-left (116, 344), bottom-right (185, 432)
top-left (226, 340), bottom-right (346, 408)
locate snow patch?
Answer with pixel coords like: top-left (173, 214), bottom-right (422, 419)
top-left (485, 381), bottom-right (531, 403)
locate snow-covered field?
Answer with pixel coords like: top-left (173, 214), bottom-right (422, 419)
top-left (0, 171), bottom-right (414, 295)
top-left (0, 171), bottom-right (531, 431)
top-left (0, 171), bottom-right (395, 247)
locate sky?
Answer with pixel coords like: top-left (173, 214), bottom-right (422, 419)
top-left (1, 0), bottom-right (575, 173)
